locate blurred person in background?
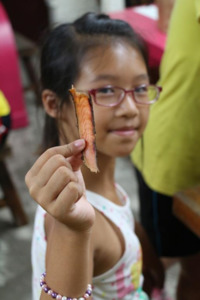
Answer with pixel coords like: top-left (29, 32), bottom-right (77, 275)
top-left (0, 90), bottom-right (11, 150)
top-left (131, 0), bottom-right (200, 299)
top-left (45, 0), bottom-right (125, 25)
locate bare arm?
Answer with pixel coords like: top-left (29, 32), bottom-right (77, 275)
top-left (41, 218), bottom-right (93, 299)
top-left (25, 140), bottom-right (95, 299)
top-left (155, 0), bottom-right (176, 33)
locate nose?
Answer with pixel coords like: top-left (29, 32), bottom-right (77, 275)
top-left (117, 91), bottom-right (139, 116)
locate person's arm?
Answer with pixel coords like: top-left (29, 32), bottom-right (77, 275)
top-left (155, 0), bottom-right (176, 33)
top-left (25, 140), bottom-right (95, 299)
top-left (135, 220), bottom-right (165, 296)
top-left (42, 218), bottom-right (93, 299)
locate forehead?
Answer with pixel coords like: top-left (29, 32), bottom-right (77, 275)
top-left (75, 43), bottom-right (148, 88)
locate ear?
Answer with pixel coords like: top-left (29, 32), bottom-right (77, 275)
top-left (42, 89), bottom-right (60, 118)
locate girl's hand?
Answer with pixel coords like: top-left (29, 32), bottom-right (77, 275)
top-left (25, 139), bottom-right (95, 232)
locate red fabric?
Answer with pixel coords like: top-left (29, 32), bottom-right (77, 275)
top-left (109, 7), bottom-right (166, 67)
top-left (0, 2), bottom-right (28, 129)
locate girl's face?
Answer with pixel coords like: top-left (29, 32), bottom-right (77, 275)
top-left (63, 42), bottom-right (150, 157)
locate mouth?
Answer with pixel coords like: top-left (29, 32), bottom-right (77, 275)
top-left (109, 127), bottom-right (137, 137)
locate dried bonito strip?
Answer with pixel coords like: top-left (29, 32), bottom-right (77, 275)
top-left (69, 85), bottom-right (99, 173)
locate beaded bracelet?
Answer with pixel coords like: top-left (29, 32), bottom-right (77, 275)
top-left (40, 272), bottom-right (93, 300)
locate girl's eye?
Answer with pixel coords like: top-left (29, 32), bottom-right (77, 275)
top-left (96, 87), bottom-right (115, 95)
top-left (134, 85), bottom-right (148, 93)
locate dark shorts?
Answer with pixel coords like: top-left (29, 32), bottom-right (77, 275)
top-left (135, 168), bottom-right (200, 257)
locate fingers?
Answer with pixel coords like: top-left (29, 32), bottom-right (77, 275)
top-left (25, 139), bottom-right (85, 187)
top-left (32, 164), bottom-right (78, 204)
top-left (32, 154), bottom-right (73, 189)
top-left (25, 139), bottom-right (88, 227)
top-left (47, 181), bottom-right (84, 219)
top-left (67, 152), bottom-right (84, 172)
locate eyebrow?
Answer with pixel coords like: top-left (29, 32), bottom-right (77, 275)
top-left (91, 75), bottom-right (117, 82)
top-left (91, 73), bottom-right (149, 82)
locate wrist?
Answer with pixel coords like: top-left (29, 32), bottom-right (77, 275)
top-left (40, 273), bottom-right (93, 300)
top-left (52, 217), bottom-right (93, 240)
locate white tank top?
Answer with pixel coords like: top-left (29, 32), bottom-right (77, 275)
top-left (31, 184), bottom-right (148, 300)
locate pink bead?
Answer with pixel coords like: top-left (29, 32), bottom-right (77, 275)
top-left (56, 295), bottom-right (62, 299)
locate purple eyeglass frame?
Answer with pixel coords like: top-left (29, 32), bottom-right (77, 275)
top-left (87, 84), bottom-right (162, 107)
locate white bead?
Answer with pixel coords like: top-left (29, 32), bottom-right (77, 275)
top-left (56, 295), bottom-right (62, 300)
top-left (78, 298), bottom-right (85, 300)
top-left (84, 293), bottom-right (89, 298)
top-left (42, 284), bottom-right (47, 290)
top-left (62, 297), bottom-right (67, 300)
top-left (48, 290), bottom-right (53, 295)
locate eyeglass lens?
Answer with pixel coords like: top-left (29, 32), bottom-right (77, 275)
top-left (134, 85), bottom-right (158, 103)
top-left (95, 86), bottom-right (158, 106)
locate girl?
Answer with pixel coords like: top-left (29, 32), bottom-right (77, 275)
top-left (25, 13), bottom-right (163, 300)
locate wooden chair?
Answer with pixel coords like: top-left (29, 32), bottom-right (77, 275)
top-left (173, 186), bottom-right (200, 237)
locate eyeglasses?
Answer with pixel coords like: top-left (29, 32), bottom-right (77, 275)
top-left (86, 85), bottom-right (162, 107)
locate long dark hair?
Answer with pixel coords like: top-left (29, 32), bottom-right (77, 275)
top-left (40, 12), bottom-right (148, 152)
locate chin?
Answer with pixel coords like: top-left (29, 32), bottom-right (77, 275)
top-left (115, 146), bottom-right (136, 157)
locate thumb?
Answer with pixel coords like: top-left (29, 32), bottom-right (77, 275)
top-left (67, 139), bottom-right (86, 171)
top-left (68, 152), bottom-right (84, 171)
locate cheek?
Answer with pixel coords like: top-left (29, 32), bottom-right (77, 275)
top-left (140, 108), bottom-right (150, 134)
top-left (93, 105), bottom-right (109, 126)
top-left (93, 108), bottom-right (109, 145)
top-left (94, 116), bottom-right (105, 141)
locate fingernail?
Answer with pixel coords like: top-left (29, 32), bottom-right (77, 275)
top-left (74, 139), bottom-right (85, 148)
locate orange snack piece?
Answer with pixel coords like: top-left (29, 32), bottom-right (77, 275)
top-left (69, 85), bottom-right (99, 173)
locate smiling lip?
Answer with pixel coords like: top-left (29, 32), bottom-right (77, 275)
top-left (110, 127), bottom-right (136, 136)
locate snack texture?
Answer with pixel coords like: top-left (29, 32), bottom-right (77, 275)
top-left (69, 86), bottom-right (99, 173)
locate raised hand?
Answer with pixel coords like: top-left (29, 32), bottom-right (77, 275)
top-left (25, 139), bottom-right (95, 231)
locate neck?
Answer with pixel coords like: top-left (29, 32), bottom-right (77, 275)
top-left (81, 155), bottom-right (124, 206)
top-left (82, 155), bottom-right (116, 195)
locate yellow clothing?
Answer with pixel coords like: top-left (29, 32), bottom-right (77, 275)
top-left (0, 91), bottom-right (10, 116)
top-left (131, 0), bottom-right (200, 196)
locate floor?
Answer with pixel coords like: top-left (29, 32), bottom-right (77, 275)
top-left (0, 56), bottom-right (180, 300)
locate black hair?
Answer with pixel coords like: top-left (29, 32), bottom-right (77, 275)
top-left (40, 13), bottom-right (148, 151)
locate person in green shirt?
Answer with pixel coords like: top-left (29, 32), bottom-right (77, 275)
top-left (131, 0), bottom-right (200, 299)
